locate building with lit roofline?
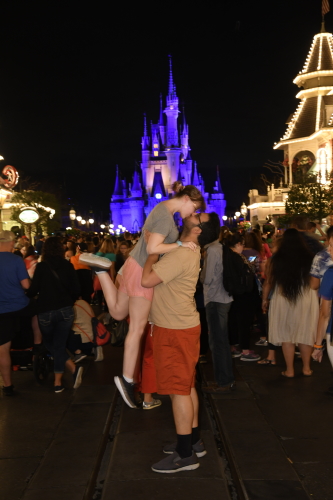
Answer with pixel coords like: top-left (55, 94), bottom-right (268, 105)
top-left (248, 19), bottom-right (333, 226)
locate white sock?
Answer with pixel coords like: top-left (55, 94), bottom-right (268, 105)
top-left (123, 375), bottom-right (134, 384)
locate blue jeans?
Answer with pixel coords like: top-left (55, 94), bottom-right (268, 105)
top-left (205, 301), bottom-right (234, 387)
top-left (38, 306), bottom-right (74, 373)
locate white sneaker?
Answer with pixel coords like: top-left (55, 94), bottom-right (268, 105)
top-left (94, 346), bottom-right (104, 362)
top-left (79, 253), bottom-right (111, 270)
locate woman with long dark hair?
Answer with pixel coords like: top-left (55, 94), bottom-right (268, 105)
top-left (27, 237), bottom-right (82, 393)
top-left (264, 228), bottom-right (318, 377)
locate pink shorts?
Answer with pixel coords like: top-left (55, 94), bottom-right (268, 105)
top-left (118, 256), bottom-right (154, 301)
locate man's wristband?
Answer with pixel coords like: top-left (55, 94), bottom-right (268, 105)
top-left (314, 344), bottom-right (323, 349)
top-left (176, 240), bottom-right (183, 246)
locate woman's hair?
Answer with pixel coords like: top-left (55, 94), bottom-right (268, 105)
top-left (245, 231), bottom-right (262, 253)
top-left (326, 225), bottom-right (333, 240)
top-left (270, 228), bottom-right (314, 303)
top-left (100, 238), bottom-right (115, 254)
top-left (25, 245), bottom-right (37, 259)
top-left (173, 185), bottom-right (206, 211)
top-left (219, 226), bottom-right (229, 242)
top-left (224, 232), bottom-right (245, 248)
top-left (116, 240), bottom-right (131, 254)
top-left (42, 237), bottom-right (65, 261)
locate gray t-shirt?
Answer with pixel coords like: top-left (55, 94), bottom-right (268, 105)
top-left (130, 202), bottom-right (179, 268)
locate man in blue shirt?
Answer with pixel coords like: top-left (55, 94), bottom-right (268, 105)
top-left (0, 231), bottom-right (31, 396)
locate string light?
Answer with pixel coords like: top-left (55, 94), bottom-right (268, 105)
top-left (296, 86), bottom-right (333, 98)
top-left (282, 99), bottom-right (307, 140)
top-left (317, 35), bottom-right (323, 70)
top-left (315, 95), bottom-right (322, 131)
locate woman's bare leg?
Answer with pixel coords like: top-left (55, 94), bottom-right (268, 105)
top-left (97, 273), bottom-right (129, 320)
top-left (298, 343), bottom-right (313, 375)
top-left (281, 342), bottom-right (295, 377)
top-left (123, 296), bottom-right (152, 380)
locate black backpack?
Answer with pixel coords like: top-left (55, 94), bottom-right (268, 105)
top-left (222, 244), bottom-right (254, 296)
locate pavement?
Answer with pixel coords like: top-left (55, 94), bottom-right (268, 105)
top-left (1, 333), bottom-right (333, 500)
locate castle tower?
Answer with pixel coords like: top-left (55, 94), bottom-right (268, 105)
top-left (274, 21), bottom-right (333, 185)
top-left (141, 114), bottom-right (151, 189)
top-left (110, 166), bottom-right (124, 229)
top-left (164, 56), bottom-right (182, 184)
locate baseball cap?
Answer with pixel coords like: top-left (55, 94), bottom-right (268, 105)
top-left (0, 230), bottom-right (16, 242)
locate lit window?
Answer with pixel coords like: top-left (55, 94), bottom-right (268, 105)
top-left (154, 144), bottom-right (158, 148)
top-left (154, 151), bottom-right (158, 157)
top-left (155, 193), bottom-right (162, 199)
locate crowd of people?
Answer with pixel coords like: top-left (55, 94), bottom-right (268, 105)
top-left (1, 186), bottom-right (332, 474)
top-left (0, 230), bottom-right (133, 395)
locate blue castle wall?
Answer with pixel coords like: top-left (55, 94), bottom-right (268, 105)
top-left (110, 58), bottom-right (226, 232)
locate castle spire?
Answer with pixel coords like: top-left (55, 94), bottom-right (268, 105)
top-left (168, 55), bottom-right (174, 97)
top-left (192, 161), bottom-right (200, 186)
top-left (159, 94), bottom-right (164, 125)
top-left (182, 105), bottom-right (187, 133)
top-left (215, 166), bottom-right (223, 193)
top-left (113, 166), bottom-right (123, 196)
top-left (141, 113), bottom-right (150, 150)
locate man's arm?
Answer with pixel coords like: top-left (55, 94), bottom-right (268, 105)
top-left (21, 278), bottom-right (30, 290)
top-left (201, 245), bottom-right (218, 286)
top-left (141, 254), bottom-right (163, 288)
top-left (310, 276), bottom-right (320, 290)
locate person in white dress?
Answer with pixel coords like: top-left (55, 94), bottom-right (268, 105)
top-left (263, 228), bottom-right (319, 377)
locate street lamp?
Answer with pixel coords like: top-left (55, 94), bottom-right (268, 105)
top-left (88, 218), bottom-right (94, 224)
top-left (69, 208), bottom-right (76, 228)
top-left (76, 216), bottom-right (82, 222)
top-left (235, 211), bottom-right (241, 217)
top-left (100, 224), bottom-right (105, 229)
top-left (81, 219), bottom-right (86, 225)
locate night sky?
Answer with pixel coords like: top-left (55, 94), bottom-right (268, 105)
top-left (0, 1), bottom-right (329, 222)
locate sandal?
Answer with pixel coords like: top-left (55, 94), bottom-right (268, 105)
top-left (281, 371), bottom-right (294, 378)
top-left (257, 358), bottom-right (276, 365)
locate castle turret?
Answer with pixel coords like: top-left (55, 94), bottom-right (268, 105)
top-left (165, 56), bottom-right (180, 148)
top-left (110, 166), bottom-right (123, 228)
top-left (141, 114), bottom-right (151, 189)
top-left (159, 94), bottom-right (166, 145)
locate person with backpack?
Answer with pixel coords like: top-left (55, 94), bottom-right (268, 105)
top-left (224, 232), bottom-right (261, 362)
top-left (200, 235), bottom-right (234, 393)
top-left (27, 237), bottom-right (83, 393)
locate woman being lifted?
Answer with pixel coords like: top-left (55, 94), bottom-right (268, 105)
top-left (80, 185), bottom-right (205, 408)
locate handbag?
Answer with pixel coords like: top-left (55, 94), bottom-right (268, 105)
top-left (75, 303), bottom-right (110, 346)
top-left (111, 319), bottom-right (129, 347)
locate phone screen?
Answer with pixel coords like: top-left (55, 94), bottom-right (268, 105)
top-left (248, 256), bottom-right (257, 262)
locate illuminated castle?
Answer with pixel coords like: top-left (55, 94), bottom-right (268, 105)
top-left (110, 58), bottom-right (226, 232)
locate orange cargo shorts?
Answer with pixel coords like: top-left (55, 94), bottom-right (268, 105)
top-left (152, 324), bottom-right (201, 395)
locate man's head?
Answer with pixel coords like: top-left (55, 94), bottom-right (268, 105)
top-left (182, 212), bottom-right (220, 247)
top-left (0, 230), bottom-right (16, 252)
top-left (291, 214), bottom-right (309, 231)
top-left (307, 222), bottom-right (317, 233)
